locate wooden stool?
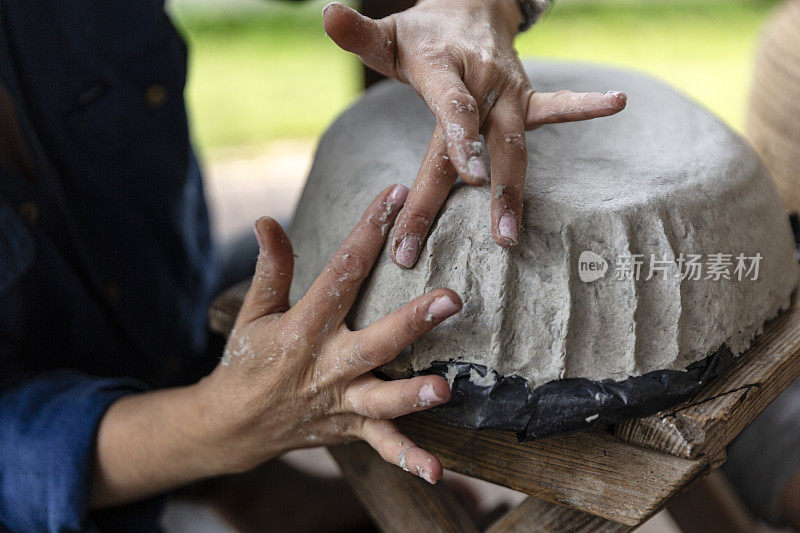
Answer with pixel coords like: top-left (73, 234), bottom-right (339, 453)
top-left (210, 282), bottom-right (800, 532)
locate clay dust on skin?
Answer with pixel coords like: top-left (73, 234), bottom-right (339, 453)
top-left (221, 328), bottom-right (257, 366)
top-left (504, 132), bottom-right (525, 147)
top-left (397, 448), bottom-right (434, 484)
top-left (398, 448), bottom-right (409, 472)
top-left (557, 91), bottom-right (625, 116)
top-left (375, 198), bottom-right (399, 236)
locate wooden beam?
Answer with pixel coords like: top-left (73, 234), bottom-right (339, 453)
top-left (329, 442), bottom-right (480, 533)
top-left (486, 497), bottom-right (633, 533)
top-left (615, 295), bottom-right (800, 459)
top-left (396, 415), bottom-right (723, 526)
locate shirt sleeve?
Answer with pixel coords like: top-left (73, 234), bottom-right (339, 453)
top-left (0, 368), bottom-right (159, 532)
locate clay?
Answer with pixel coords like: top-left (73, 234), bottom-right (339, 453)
top-left (289, 62), bottom-right (799, 389)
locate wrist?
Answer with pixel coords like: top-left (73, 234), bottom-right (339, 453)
top-left (91, 382), bottom-right (243, 508)
top-left (190, 376), bottom-right (251, 475)
top-left (191, 373), bottom-right (283, 475)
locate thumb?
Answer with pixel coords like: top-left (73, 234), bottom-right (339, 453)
top-left (239, 217), bottom-right (295, 324)
top-left (323, 2), bottom-right (398, 79)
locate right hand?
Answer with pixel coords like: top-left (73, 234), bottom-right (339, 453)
top-left (323, 1), bottom-right (627, 263)
top-left (199, 184), bottom-right (461, 484)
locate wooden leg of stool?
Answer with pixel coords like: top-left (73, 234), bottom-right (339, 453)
top-left (329, 442), bottom-right (480, 533)
top-left (486, 497), bottom-right (633, 533)
top-left (666, 470), bottom-right (759, 533)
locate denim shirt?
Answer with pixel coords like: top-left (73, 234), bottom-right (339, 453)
top-left (0, 1), bottom-right (219, 530)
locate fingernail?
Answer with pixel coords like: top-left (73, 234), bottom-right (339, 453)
top-left (499, 213), bottom-right (518, 244)
top-left (416, 465), bottom-right (436, 485)
top-left (418, 382), bottom-right (445, 405)
top-left (322, 2), bottom-right (337, 16)
top-left (605, 90), bottom-right (627, 106)
top-left (387, 184), bottom-right (409, 207)
top-left (428, 295), bottom-right (459, 319)
top-left (253, 217), bottom-right (268, 249)
top-left (468, 156), bottom-right (488, 183)
top-left (395, 235), bottom-right (419, 268)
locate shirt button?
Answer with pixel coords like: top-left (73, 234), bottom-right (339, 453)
top-left (144, 83), bottom-right (167, 108)
top-left (18, 202), bottom-right (39, 224)
top-left (103, 281), bottom-right (120, 302)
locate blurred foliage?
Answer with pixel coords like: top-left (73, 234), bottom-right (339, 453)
top-left (171, 0), bottom-right (780, 153)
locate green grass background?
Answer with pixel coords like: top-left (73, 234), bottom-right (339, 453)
top-left (170, 0), bottom-right (781, 154)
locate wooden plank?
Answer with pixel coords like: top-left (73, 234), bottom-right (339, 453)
top-left (486, 497), bottom-right (633, 533)
top-left (329, 442), bottom-right (480, 533)
top-left (615, 295), bottom-right (800, 459)
top-left (396, 414), bottom-right (723, 526)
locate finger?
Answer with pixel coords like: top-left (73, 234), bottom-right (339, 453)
top-left (347, 289), bottom-right (461, 372)
top-left (238, 217), bottom-right (295, 324)
top-left (322, 3), bottom-right (399, 79)
top-left (344, 374), bottom-right (450, 419)
top-left (412, 68), bottom-right (487, 185)
top-left (484, 94), bottom-right (527, 247)
top-left (291, 184), bottom-right (408, 333)
top-left (525, 90), bottom-right (627, 129)
top-left (358, 418), bottom-right (443, 484)
top-left (391, 127), bottom-right (458, 268)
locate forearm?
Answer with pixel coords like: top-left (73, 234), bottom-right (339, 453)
top-left (89, 380), bottom-right (234, 508)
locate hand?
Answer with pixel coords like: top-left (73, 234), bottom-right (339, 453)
top-left (323, 0), bottom-right (627, 265)
top-left (202, 184), bottom-right (461, 484)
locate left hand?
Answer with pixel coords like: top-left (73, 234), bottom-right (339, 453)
top-left (323, 0), bottom-right (627, 265)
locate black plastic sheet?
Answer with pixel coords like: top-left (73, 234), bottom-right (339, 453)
top-left (408, 214), bottom-right (800, 441)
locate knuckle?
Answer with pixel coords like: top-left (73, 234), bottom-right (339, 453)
top-left (328, 247), bottom-right (371, 284)
top-left (446, 92), bottom-right (478, 116)
top-left (471, 68), bottom-right (503, 98)
top-left (441, 82), bottom-right (470, 99)
top-left (475, 57), bottom-right (495, 72)
top-left (332, 386), bottom-right (350, 414)
top-left (499, 131), bottom-right (527, 156)
top-left (502, 72), bottom-right (530, 96)
top-left (405, 307), bottom-right (433, 337)
top-left (495, 184), bottom-right (521, 206)
top-left (363, 206), bottom-right (393, 236)
top-left (399, 210), bottom-right (434, 234)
